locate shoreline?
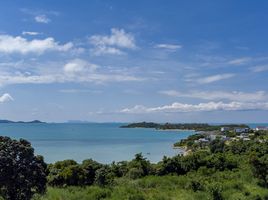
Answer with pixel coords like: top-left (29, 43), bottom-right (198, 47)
top-left (157, 129), bottom-right (196, 132)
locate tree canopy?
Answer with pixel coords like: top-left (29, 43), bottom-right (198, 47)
top-left (0, 136), bottom-right (47, 200)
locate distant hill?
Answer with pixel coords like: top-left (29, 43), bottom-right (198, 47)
top-left (0, 120), bottom-right (45, 123)
top-left (66, 120), bottom-right (92, 123)
top-left (121, 122), bottom-right (249, 131)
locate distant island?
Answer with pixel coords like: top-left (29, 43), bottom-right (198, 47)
top-left (0, 120), bottom-right (45, 123)
top-left (121, 122), bottom-right (249, 131)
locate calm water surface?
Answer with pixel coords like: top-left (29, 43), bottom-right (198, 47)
top-left (0, 123), bottom-right (194, 163)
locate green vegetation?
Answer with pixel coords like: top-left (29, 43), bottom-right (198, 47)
top-left (121, 122), bottom-right (249, 131)
top-left (0, 136), bottom-right (47, 200)
top-left (33, 172), bottom-right (268, 200)
top-left (174, 133), bottom-right (205, 149)
top-left (1, 130), bottom-right (268, 200)
top-left (121, 122), bottom-right (160, 129)
top-left (38, 130), bottom-right (268, 200)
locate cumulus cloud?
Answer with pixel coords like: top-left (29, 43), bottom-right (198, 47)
top-left (160, 90), bottom-right (268, 102)
top-left (154, 44), bottom-right (182, 50)
top-left (63, 59), bottom-right (98, 74)
top-left (120, 101), bottom-right (268, 114)
top-left (193, 74), bottom-right (235, 84)
top-left (34, 15), bottom-right (50, 23)
top-left (0, 93), bottom-right (13, 103)
top-left (89, 28), bottom-right (136, 55)
top-left (0, 35), bottom-right (73, 54)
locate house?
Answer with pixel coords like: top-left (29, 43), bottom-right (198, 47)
top-left (240, 132), bottom-right (249, 137)
top-left (235, 128), bottom-right (249, 133)
top-left (198, 138), bottom-right (209, 143)
top-left (208, 134), bottom-right (218, 141)
top-left (255, 126), bottom-right (268, 131)
top-left (221, 127), bottom-right (230, 132)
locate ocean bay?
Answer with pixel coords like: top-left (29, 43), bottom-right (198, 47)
top-left (0, 123), bottom-right (194, 163)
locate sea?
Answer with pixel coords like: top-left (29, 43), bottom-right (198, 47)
top-left (0, 123), bottom-right (194, 164)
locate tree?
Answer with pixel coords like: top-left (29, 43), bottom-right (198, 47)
top-left (128, 153), bottom-right (152, 177)
top-left (48, 159), bottom-right (91, 186)
top-left (81, 159), bottom-right (103, 185)
top-left (47, 160), bottom-right (78, 186)
top-left (0, 136), bottom-right (47, 200)
top-left (250, 154), bottom-right (268, 187)
top-left (209, 139), bottom-right (225, 153)
top-left (94, 166), bottom-right (113, 186)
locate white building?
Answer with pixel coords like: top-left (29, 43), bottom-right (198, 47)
top-left (235, 128), bottom-right (249, 133)
top-left (221, 127), bottom-right (230, 132)
top-left (255, 126), bottom-right (268, 131)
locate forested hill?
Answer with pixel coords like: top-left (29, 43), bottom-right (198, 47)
top-left (0, 120), bottom-right (45, 123)
top-left (121, 122), bottom-right (249, 131)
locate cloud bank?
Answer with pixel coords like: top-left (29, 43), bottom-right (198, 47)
top-left (160, 90), bottom-right (268, 102)
top-left (120, 101), bottom-right (268, 114)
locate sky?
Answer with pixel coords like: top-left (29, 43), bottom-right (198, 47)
top-left (0, 0), bottom-right (268, 123)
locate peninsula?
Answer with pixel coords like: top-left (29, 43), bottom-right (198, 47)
top-left (121, 122), bottom-right (249, 131)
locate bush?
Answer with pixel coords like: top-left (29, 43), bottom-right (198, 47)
top-left (208, 183), bottom-right (224, 200)
top-left (127, 168), bottom-right (144, 179)
top-left (94, 166), bottom-right (113, 186)
top-left (250, 154), bottom-right (268, 187)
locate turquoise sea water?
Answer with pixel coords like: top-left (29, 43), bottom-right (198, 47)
top-left (0, 123), bottom-right (194, 164)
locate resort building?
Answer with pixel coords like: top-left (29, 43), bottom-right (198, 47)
top-left (235, 128), bottom-right (249, 133)
top-left (221, 127), bottom-right (230, 132)
top-left (255, 126), bottom-right (268, 131)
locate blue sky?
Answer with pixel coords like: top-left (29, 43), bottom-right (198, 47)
top-left (0, 0), bottom-right (268, 123)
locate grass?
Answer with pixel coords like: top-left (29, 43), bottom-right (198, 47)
top-left (34, 169), bottom-right (268, 200)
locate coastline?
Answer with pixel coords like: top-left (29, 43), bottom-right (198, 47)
top-left (157, 129), bottom-right (196, 132)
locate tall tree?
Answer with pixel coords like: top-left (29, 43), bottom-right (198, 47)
top-left (0, 136), bottom-right (47, 200)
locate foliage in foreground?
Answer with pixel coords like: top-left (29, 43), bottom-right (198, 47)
top-left (1, 130), bottom-right (268, 200)
top-left (35, 170), bottom-right (268, 200)
top-left (40, 131), bottom-right (268, 200)
top-left (0, 136), bottom-right (47, 200)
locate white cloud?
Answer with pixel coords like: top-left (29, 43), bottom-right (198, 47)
top-left (160, 90), bottom-right (268, 102)
top-left (0, 93), bottom-right (13, 103)
top-left (194, 73), bottom-right (235, 84)
top-left (250, 65), bottom-right (268, 72)
top-left (154, 44), bottom-right (182, 50)
top-left (22, 31), bottom-right (41, 36)
top-left (34, 15), bottom-right (50, 23)
top-left (89, 28), bottom-right (136, 55)
top-left (0, 35), bottom-right (73, 54)
top-left (59, 89), bottom-right (102, 94)
top-left (92, 46), bottom-right (124, 55)
top-left (228, 57), bottom-right (251, 65)
top-left (120, 101), bottom-right (268, 114)
top-left (63, 59), bottom-right (98, 74)
top-left (0, 59), bottom-right (144, 86)
top-left (0, 73), bottom-right (143, 85)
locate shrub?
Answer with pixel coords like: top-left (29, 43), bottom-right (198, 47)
top-left (127, 168), bottom-right (144, 179)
